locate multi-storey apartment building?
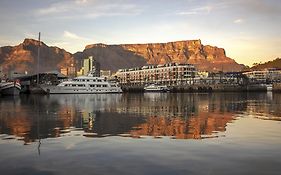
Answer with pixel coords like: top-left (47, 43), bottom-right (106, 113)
top-left (77, 56), bottom-right (100, 77)
top-left (115, 63), bottom-right (197, 86)
top-left (243, 68), bottom-right (281, 83)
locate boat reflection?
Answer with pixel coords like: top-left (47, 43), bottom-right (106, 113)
top-left (0, 93), bottom-right (280, 144)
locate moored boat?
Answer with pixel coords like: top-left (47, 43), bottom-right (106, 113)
top-left (265, 84), bottom-right (272, 91)
top-left (0, 80), bottom-right (21, 95)
top-left (40, 73), bottom-right (122, 94)
top-left (144, 84), bottom-right (170, 92)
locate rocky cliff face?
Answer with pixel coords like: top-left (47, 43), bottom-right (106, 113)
top-left (0, 39), bottom-right (244, 74)
top-left (0, 39), bottom-right (74, 74)
top-left (84, 40), bottom-right (244, 72)
top-left (74, 43), bottom-right (147, 72)
top-left (120, 40), bottom-right (243, 71)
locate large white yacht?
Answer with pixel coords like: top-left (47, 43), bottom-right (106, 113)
top-left (40, 73), bottom-right (122, 94)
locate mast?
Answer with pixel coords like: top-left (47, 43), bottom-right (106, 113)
top-left (37, 32), bottom-right (41, 85)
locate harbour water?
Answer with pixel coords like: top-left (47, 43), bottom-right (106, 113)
top-left (0, 93), bottom-right (281, 175)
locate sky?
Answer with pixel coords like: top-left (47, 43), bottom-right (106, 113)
top-left (0, 0), bottom-right (280, 66)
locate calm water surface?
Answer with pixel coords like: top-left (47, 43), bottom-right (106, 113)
top-left (0, 93), bottom-right (281, 175)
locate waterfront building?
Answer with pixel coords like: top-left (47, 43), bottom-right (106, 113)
top-left (77, 56), bottom-right (100, 77)
top-left (67, 66), bottom-right (76, 77)
top-left (100, 70), bottom-right (111, 79)
top-left (115, 63), bottom-right (197, 86)
top-left (60, 64), bottom-right (76, 78)
top-left (0, 66), bottom-right (3, 79)
top-left (243, 68), bottom-right (281, 83)
top-left (194, 72), bottom-right (246, 85)
top-left (60, 68), bottom-right (68, 76)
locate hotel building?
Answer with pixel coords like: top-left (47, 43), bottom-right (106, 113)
top-left (243, 68), bottom-right (281, 83)
top-left (115, 63), bottom-right (197, 86)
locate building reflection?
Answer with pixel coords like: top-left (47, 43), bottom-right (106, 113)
top-left (128, 113), bottom-right (234, 139)
top-left (244, 93), bottom-right (281, 121)
top-left (0, 93), bottom-right (280, 144)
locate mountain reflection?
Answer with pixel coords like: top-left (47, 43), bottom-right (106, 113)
top-left (0, 93), bottom-right (280, 144)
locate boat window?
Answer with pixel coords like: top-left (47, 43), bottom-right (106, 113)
top-left (102, 85), bottom-right (108, 87)
top-left (97, 79), bottom-right (102, 82)
top-left (97, 85), bottom-right (101, 87)
top-left (90, 85), bottom-right (95, 87)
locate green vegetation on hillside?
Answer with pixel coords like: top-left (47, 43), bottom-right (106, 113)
top-left (251, 58), bottom-right (281, 70)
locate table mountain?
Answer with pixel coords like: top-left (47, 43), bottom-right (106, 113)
top-left (82, 40), bottom-right (244, 72)
top-left (0, 38), bottom-right (244, 74)
top-left (74, 44), bottom-right (147, 72)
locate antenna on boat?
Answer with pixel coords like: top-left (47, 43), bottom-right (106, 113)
top-left (37, 32), bottom-right (41, 85)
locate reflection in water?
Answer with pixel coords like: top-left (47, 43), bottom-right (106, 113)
top-left (0, 93), bottom-right (280, 144)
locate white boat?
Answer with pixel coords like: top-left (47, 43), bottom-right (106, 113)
top-left (144, 84), bottom-right (170, 92)
top-left (40, 74), bottom-right (122, 94)
top-left (0, 80), bottom-right (21, 95)
top-left (265, 84), bottom-right (272, 91)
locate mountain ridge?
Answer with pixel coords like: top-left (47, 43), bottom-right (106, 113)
top-left (250, 58), bottom-right (281, 70)
top-left (0, 38), bottom-right (244, 74)
top-left (0, 38), bottom-right (74, 74)
top-left (80, 39), bottom-right (244, 72)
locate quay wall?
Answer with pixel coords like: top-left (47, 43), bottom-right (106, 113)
top-left (121, 84), bottom-right (250, 92)
top-left (273, 83), bottom-right (281, 92)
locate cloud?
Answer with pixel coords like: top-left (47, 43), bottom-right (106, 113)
top-left (177, 11), bottom-right (197, 15)
top-left (75, 0), bottom-right (88, 5)
top-left (24, 32), bottom-right (37, 39)
top-left (37, 2), bottom-right (71, 15)
top-left (176, 5), bottom-right (215, 16)
top-left (36, 0), bottom-right (142, 19)
top-left (239, 0), bottom-right (281, 15)
top-left (63, 31), bottom-right (90, 41)
top-left (51, 41), bottom-right (70, 46)
top-left (233, 18), bottom-right (244, 24)
top-left (216, 0), bottom-right (281, 15)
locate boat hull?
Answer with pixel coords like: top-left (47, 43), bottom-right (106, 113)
top-left (0, 84), bottom-right (21, 95)
top-left (41, 85), bottom-right (122, 94)
top-left (144, 84), bottom-right (170, 92)
top-left (144, 89), bottom-right (169, 92)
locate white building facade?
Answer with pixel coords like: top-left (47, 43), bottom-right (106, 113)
top-left (243, 68), bottom-right (281, 83)
top-left (115, 63), bottom-right (197, 86)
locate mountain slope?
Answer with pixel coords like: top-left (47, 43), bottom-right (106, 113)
top-left (0, 39), bottom-right (74, 74)
top-left (82, 40), bottom-right (244, 72)
top-left (251, 58), bottom-right (281, 70)
top-left (74, 44), bottom-right (147, 72)
top-left (0, 39), bottom-right (244, 74)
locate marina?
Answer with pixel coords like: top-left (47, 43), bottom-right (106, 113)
top-left (0, 1), bottom-right (281, 174)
